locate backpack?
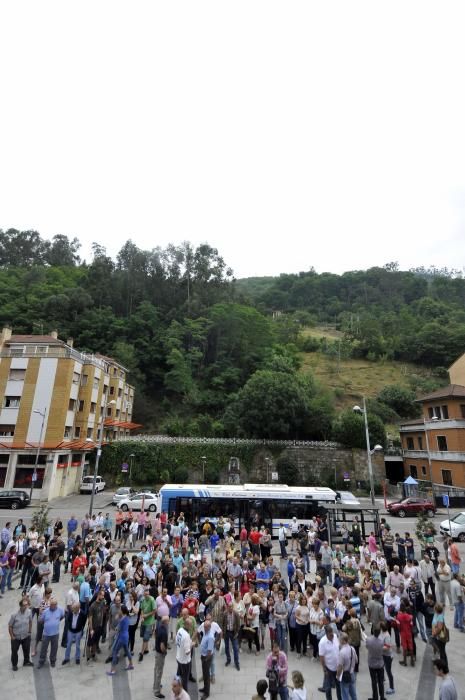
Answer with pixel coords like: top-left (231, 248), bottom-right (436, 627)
top-left (266, 663), bottom-right (279, 692)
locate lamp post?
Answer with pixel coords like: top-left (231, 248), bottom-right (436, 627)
top-left (265, 457), bottom-right (270, 483)
top-left (129, 453), bottom-right (135, 482)
top-left (29, 407), bottom-right (47, 502)
top-left (353, 398), bottom-right (383, 506)
top-left (88, 399), bottom-right (116, 517)
top-left (423, 416), bottom-right (438, 498)
top-left (201, 456), bottom-right (206, 482)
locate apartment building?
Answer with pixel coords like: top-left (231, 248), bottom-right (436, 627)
top-left (0, 327), bottom-right (139, 500)
top-left (400, 384), bottom-right (465, 488)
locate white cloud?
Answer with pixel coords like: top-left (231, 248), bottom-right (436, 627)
top-left (1, 1), bottom-right (465, 277)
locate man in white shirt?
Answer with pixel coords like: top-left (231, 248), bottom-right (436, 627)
top-left (318, 624), bottom-right (341, 700)
top-left (290, 517), bottom-right (299, 552)
top-left (62, 582), bottom-right (80, 647)
top-left (170, 675), bottom-right (191, 700)
top-left (278, 523), bottom-right (288, 559)
top-left (384, 587), bottom-right (401, 651)
top-left (176, 619), bottom-right (193, 692)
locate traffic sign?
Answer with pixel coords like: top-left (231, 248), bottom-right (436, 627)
top-left (31, 471), bottom-right (37, 482)
top-left (121, 462), bottom-right (129, 473)
top-left (442, 494), bottom-right (449, 507)
top-left (343, 471), bottom-right (350, 481)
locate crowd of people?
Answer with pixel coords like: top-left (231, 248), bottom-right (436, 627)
top-left (0, 508), bottom-right (463, 700)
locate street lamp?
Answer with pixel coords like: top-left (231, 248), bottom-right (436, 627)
top-left (88, 399), bottom-right (116, 516)
top-left (353, 398), bottom-right (383, 506)
top-left (423, 415), bottom-right (438, 496)
top-left (29, 407), bottom-right (47, 501)
top-left (201, 456), bottom-right (206, 482)
top-left (129, 453), bottom-right (135, 481)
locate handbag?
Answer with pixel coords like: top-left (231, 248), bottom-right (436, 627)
top-left (437, 624), bottom-right (449, 643)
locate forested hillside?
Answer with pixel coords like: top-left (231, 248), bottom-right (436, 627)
top-left (0, 229), bottom-right (462, 447)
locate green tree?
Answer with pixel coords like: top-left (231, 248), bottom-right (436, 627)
top-left (376, 384), bottom-right (419, 418)
top-left (332, 409), bottom-right (386, 449)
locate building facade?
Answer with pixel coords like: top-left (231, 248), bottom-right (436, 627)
top-left (400, 384), bottom-right (465, 488)
top-left (0, 327), bottom-right (139, 500)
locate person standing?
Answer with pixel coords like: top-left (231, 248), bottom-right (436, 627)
top-left (450, 573), bottom-right (464, 632)
top-left (106, 605), bottom-right (133, 676)
top-left (278, 523), bottom-right (288, 559)
top-left (379, 621), bottom-right (395, 695)
top-left (62, 603), bottom-right (87, 665)
top-left (170, 675), bottom-right (191, 700)
top-left (153, 616), bottom-right (169, 698)
top-left (221, 601), bottom-right (241, 671)
top-left (138, 589), bottom-right (156, 662)
top-left (38, 597), bottom-right (65, 668)
top-left (431, 603), bottom-right (449, 669)
top-left (436, 559), bottom-right (452, 607)
top-left (8, 598), bottom-right (33, 671)
top-left (318, 624), bottom-right (341, 700)
top-left (448, 539), bottom-right (462, 575)
top-left (199, 618), bottom-right (215, 700)
top-left (266, 641), bottom-right (289, 700)
top-left (433, 659), bottom-right (458, 700)
top-left (420, 554), bottom-right (436, 599)
top-left (365, 628), bottom-right (385, 700)
top-left (337, 632), bottom-right (357, 700)
top-left (176, 620), bottom-right (193, 692)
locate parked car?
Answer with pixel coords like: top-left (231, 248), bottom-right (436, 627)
top-left (80, 475), bottom-right (106, 494)
top-left (119, 492), bottom-right (158, 512)
top-left (387, 497), bottom-right (436, 518)
top-left (440, 512), bottom-right (465, 542)
top-left (0, 489), bottom-right (31, 510)
top-left (112, 487), bottom-right (136, 505)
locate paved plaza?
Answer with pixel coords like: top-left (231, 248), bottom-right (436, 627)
top-left (0, 492), bottom-right (464, 699)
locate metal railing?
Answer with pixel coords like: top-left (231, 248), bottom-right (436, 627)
top-left (124, 434), bottom-right (341, 448)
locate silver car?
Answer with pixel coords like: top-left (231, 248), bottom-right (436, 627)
top-left (112, 487), bottom-right (136, 505)
top-left (119, 492), bottom-right (158, 512)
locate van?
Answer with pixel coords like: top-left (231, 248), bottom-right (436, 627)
top-left (80, 475), bottom-right (106, 494)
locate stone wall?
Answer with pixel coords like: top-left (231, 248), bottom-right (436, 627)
top-left (214, 445), bottom-right (385, 489)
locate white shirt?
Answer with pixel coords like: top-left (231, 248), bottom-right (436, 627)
top-left (279, 527), bottom-right (287, 542)
top-left (291, 520), bottom-right (299, 534)
top-left (198, 620), bottom-right (221, 637)
top-left (318, 634), bottom-right (340, 671)
top-left (65, 588), bottom-right (80, 608)
top-left (176, 627), bottom-right (192, 664)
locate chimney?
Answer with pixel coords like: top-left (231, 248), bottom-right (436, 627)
top-left (50, 330), bottom-right (58, 339)
top-left (67, 337), bottom-right (74, 348)
top-left (0, 326), bottom-right (12, 344)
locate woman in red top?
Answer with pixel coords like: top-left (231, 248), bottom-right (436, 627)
top-left (397, 602), bottom-right (415, 667)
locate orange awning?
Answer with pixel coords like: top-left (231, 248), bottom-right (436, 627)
top-left (103, 419), bottom-right (142, 430)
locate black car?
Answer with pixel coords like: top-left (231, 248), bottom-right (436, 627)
top-left (0, 490), bottom-right (31, 509)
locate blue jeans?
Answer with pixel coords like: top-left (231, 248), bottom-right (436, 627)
top-left (65, 630), bottom-right (82, 660)
top-left (270, 687), bottom-right (289, 700)
top-left (454, 601), bottom-right (464, 629)
top-left (341, 673), bottom-right (357, 700)
top-left (279, 540), bottom-right (287, 558)
top-left (276, 623), bottom-right (287, 651)
top-left (224, 632), bottom-right (239, 667)
top-left (112, 638), bottom-right (131, 666)
top-left (451, 563), bottom-right (460, 575)
top-left (6, 567), bottom-right (14, 589)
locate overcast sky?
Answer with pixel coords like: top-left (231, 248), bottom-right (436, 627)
top-left (1, 2), bottom-right (465, 279)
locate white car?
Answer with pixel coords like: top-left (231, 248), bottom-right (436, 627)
top-left (119, 492), bottom-right (158, 512)
top-left (80, 475), bottom-right (106, 494)
top-left (440, 512), bottom-right (465, 542)
top-left (112, 487), bottom-right (136, 505)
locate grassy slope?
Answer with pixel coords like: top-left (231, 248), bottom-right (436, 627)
top-left (300, 327), bottom-right (433, 412)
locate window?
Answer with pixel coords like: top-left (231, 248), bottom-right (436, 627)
top-left (72, 453), bottom-right (82, 465)
top-left (421, 465), bottom-right (427, 476)
top-left (68, 398), bottom-right (76, 411)
top-left (64, 426), bottom-right (71, 438)
top-left (437, 435), bottom-right (448, 451)
top-left (442, 469), bottom-right (453, 486)
top-left (90, 402), bottom-right (96, 414)
top-left (461, 404), bottom-right (465, 419)
top-left (8, 368), bottom-right (26, 381)
top-left (0, 425), bottom-right (15, 437)
top-left (118, 388), bottom-right (122, 398)
top-left (72, 371), bottom-right (81, 385)
top-left (406, 437), bottom-right (414, 450)
top-left (14, 467), bottom-right (45, 488)
top-left (109, 386), bottom-right (115, 396)
top-left (93, 378), bottom-right (99, 390)
top-left (86, 427), bottom-right (93, 439)
top-left (57, 454), bottom-right (68, 467)
top-left (107, 407), bottom-right (113, 417)
top-left (441, 405), bottom-right (449, 419)
top-left (96, 428), bottom-right (101, 441)
top-left (16, 454), bottom-right (46, 466)
top-left (78, 400), bottom-right (85, 412)
top-left (410, 465), bottom-right (418, 478)
top-left (4, 396), bottom-right (21, 408)
top-left (418, 436), bottom-right (423, 450)
top-left (116, 409), bottom-right (120, 418)
top-left (81, 374), bottom-right (88, 387)
top-left (74, 427), bottom-right (81, 438)
top-left (428, 407), bottom-right (434, 419)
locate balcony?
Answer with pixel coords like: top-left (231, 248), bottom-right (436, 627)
top-left (400, 419), bottom-right (465, 432)
top-left (403, 449), bottom-right (465, 462)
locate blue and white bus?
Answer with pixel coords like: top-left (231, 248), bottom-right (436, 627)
top-left (158, 483), bottom-right (344, 537)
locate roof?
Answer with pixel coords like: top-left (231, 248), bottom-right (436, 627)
top-left (399, 418), bottom-right (424, 426)
top-left (7, 335), bottom-right (65, 345)
top-left (0, 439), bottom-right (98, 450)
top-left (104, 419), bottom-right (142, 430)
top-left (416, 384), bottom-right (465, 402)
